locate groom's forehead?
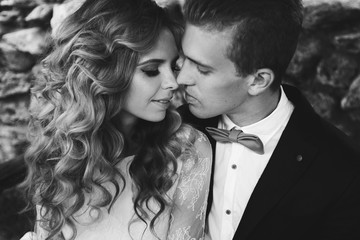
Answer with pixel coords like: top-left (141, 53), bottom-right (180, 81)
top-left (181, 24), bottom-right (236, 70)
top-left (182, 23), bottom-right (234, 56)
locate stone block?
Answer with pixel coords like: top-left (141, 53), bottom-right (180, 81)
top-left (0, 10), bottom-right (22, 36)
top-left (348, 110), bottom-right (360, 122)
top-left (316, 52), bottom-right (358, 89)
top-left (287, 36), bottom-right (323, 79)
top-left (0, 41), bottom-right (36, 72)
top-left (25, 3), bottom-right (53, 23)
top-left (43, 0), bottom-right (65, 3)
top-left (0, 94), bottom-right (30, 125)
top-left (2, 27), bottom-right (50, 56)
top-left (51, 0), bottom-right (85, 34)
top-left (0, 23), bottom-right (16, 37)
top-left (333, 31), bottom-right (360, 54)
top-left (304, 90), bottom-right (337, 120)
top-left (0, 0), bottom-right (37, 8)
top-left (0, 10), bottom-right (21, 23)
top-left (0, 70), bottom-right (32, 98)
top-left (303, 0), bottom-right (360, 8)
top-left (0, 125), bottom-right (27, 162)
top-left (341, 74), bottom-right (360, 110)
top-left (303, 2), bottom-right (360, 30)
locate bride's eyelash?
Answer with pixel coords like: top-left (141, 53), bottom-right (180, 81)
top-left (141, 68), bottom-right (160, 77)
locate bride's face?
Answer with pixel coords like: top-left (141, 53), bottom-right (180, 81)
top-left (122, 28), bottom-right (179, 123)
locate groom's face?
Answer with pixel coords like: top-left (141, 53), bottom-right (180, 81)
top-left (177, 24), bottom-right (253, 119)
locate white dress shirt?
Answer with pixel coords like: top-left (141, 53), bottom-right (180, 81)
top-left (207, 87), bottom-right (294, 240)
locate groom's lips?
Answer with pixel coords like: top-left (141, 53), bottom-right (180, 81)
top-left (184, 91), bottom-right (197, 103)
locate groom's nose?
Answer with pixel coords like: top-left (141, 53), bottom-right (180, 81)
top-left (176, 61), bottom-right (195, 86)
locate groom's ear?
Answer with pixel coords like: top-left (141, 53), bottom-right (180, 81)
top-left (248, 68), bottom-right (274, 96)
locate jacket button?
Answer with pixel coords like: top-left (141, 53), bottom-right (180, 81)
top-left (226, 210), bottom-right (231, 215)
top-left (296, 155), bottom-right (303, 162)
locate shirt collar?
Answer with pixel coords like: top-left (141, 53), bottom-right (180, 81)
top-left (220, 86), bottom-right (294, 145)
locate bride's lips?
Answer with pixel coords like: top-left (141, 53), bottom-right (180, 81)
top-left (151, 96), bottom-right (173, 107)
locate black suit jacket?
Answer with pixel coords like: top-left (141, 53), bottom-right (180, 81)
top-left (178, 84), bottom-right (360, 240)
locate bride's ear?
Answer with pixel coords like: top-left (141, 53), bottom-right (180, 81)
top-left (248, 68), bottom-right (274, 96)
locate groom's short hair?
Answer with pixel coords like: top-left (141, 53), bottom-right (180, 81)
top-left (183, 0), bottom-right (303, 90)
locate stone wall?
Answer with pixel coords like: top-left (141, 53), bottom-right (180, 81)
top-left (0, 0), bottom-right (79, 163)
top-left (285, 0), bottom-right (360, 144)
top-left (0, 0), bottom-right (360, 164)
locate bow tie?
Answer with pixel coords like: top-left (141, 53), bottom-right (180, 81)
top-left (205, 127), bottom-right (264, 155)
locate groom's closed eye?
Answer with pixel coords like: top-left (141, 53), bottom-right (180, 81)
top-left (183, 55), bottom-right (214, 75)
top-left (196, 65), bottom-right (211, 75)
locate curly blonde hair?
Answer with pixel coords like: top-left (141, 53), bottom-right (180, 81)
top-left (21, 0), bottom-right (189, 239)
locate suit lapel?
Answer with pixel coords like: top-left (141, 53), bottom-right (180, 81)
top-left (235, 85), bottom-right (321, 239)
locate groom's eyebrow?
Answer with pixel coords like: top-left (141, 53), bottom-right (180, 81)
top-left (184, 55), bottom-right (214, 70)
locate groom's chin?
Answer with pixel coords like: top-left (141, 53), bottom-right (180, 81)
top-left (189, 104), bottom-right (217, 119)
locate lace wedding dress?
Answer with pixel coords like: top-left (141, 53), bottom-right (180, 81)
top-left (36, 129), bottom-right (212, 240)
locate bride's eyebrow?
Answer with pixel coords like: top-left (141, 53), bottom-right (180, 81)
top-left (137, 59), bottom-right (165, 66)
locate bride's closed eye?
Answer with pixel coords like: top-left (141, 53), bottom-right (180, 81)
top-left (141, 67), bottom-right (160, 77)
